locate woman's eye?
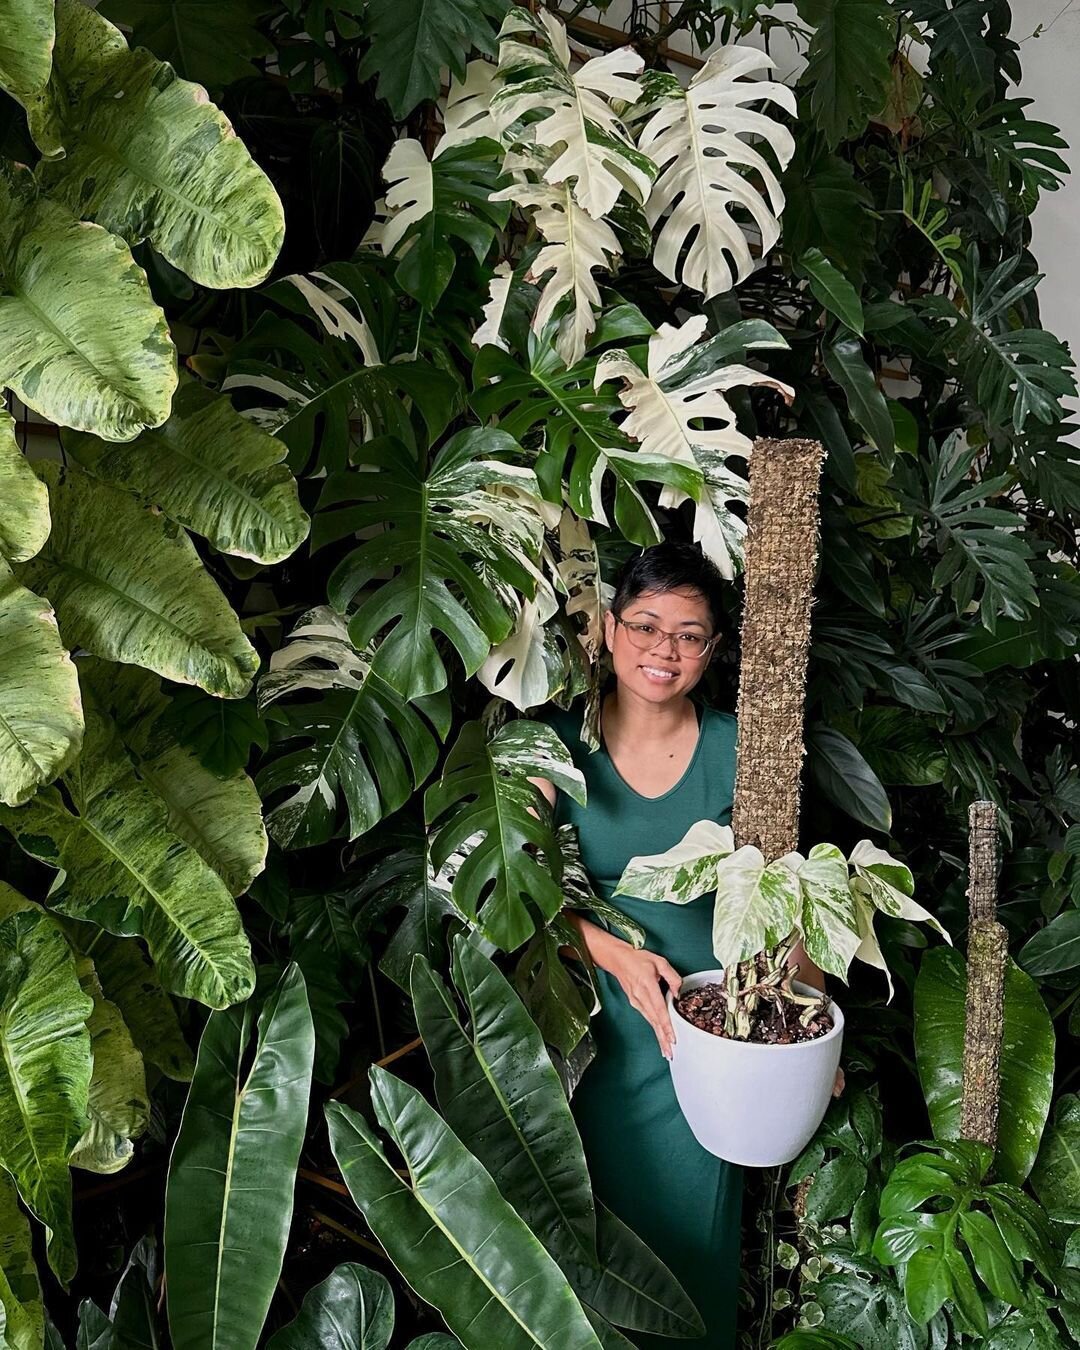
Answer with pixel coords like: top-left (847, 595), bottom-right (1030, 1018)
top-left (679, 634), bottom-right (702, 645)
top-left (635, 625), bottom-right (655, 635)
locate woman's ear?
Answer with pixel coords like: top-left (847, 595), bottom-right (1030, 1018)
top-left (603, 610), bottom-right (616, 653)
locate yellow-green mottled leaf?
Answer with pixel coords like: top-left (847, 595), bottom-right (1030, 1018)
top-left (0, 0), bottom-right (54, 110)
top-left (0, 1170), bottom-right (44, 1350)
top-left (0, 408), bottom-right (49, 563)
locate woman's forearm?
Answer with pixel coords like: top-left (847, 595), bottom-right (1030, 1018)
top-left (562, 910), bottom-right (629, 971)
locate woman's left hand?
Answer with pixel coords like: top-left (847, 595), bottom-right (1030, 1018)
top-left (832, 1067), bottom-right (845, 1098)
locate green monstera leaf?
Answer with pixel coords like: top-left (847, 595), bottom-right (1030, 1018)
top-left (0, 1169), bottom-right (45, 1350)
top-left (64, 381), bottom-right (309, 565)
top-left (0, 0), bottom-right (54, 110)
top-left (0, 172), bottom-right (177, 441)
top-left (19, 464), bottom-right (258, 698)
top-left (0, 561), bottom-right (84, 808)
top-left (0, 906), bottom-right (93, 1285)
top-left (317, 429), bottom-right (548, 701)
top-left (0, 408), bottom-right (49, 563)
top-left (425, 718), bottom-right (586, 950)
top-left (35, 0), bottom-right (284, 287)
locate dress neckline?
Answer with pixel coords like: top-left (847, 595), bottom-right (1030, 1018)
top-left (600, 703), bottom-right (708, 803)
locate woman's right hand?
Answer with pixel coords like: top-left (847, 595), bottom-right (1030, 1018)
top-left (569, 917), bottom-right (682, 1059)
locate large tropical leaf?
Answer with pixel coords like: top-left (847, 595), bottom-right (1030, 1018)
top-left (627, 47), bottom-right (795, 299)
top-left (358, 0), bottom-right (509, 119)
top-left (796, 843), bottom-right (861, 983)
top-left (97, 0), bottom-right (275, 88)
top-left (316, 429), bottom-right (546, 700)
top-left (64, 380), bottom-right (308, 565)
top-left (36, 0), bottom-right (284, 288)
top-left (1030, 1093), bottom-right (1080, 1213)
top-left (0, 560), bottom-right (83, 808)
top-left (914, 946), bottom-right (1054, 1186)
top-left (265, 1264), bottom-right (394, 1350)
top-left (0, 173), bottom-right (176, 440)
top-left (0, 0), bottom-right (53, 109)
top-left (326, 1074), bottom-right (603, 1350)
top-left (595, 317), bottom-right (791, 577)
top-left (0, 408), bottom-right (49, 563)
top-left (472, 334), bottom-right (702, 547)
top-left (165, 965), bottom-right (315, 1350)
top-left (257, 606), bottom-right (449, 849)
top-left (795, 0), bottom-right (896, 147)
top-left (0, 704), bottom-right (255, 1009)
top-left (0, 1170), bottom-right (44, 1350)
top-left (69, 955), bottom-right (149, 1175)
top-left (19, 463), bottom-right (258, 698)
top-left (0, 908), bottom-right (93, 1285)
top-left (425, 718), bottom-right (585, 950)
top-left (615, 821), bottom-right (737, 906)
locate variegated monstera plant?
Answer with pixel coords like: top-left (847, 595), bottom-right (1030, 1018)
top-left (618, 824), bottom-right (950, 1037)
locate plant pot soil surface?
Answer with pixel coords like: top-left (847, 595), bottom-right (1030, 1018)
top-left (675, 982), bottom-right (834, 1044)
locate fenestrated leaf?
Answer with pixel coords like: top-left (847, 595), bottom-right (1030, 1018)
top-left (0, 407), bottom-right (49, 563)
top-left (37, 0), bottom-right (284, 288)
top-left (0, 1166), bottom-right (45, 1350)
top-left (19, 463), bottom-right (258, 699)
top-left (712, 845), bottom-right (803, 971)
top-left (0, 560), bottom-right (83, 808)
top-left (165, 965), bottom-right (315, 1350)
top-left (318, 430), bottom-right (547, 701)
top-left (0, 0), bottom-right (54, 110)
top-left (258, 606), bottom-right (448, 849)
top-left (616, 821), bottom-right (736, 906)
top-left (265, 1263), bottom-right (394, 1350)
top-left (97, 0), bottom-right (275, 89)
top-left (69, 955), bottom-right (149, 1176)
top-left (0, 908), bottom-right (93, 1285)
top-left (0, 172), bottom-right (176, 441)
top-left (915, 947), bottom-right (1054, 1186)
top-left (325, 1074), bottom-right (603, 1350)
top-left (425, 718), bottom-right (586, 950)
top-left (64, 380), bottom-right (308, 565)
top-left (627, 47), bottom-right (795, 299)
top-left (796, 0), bottom-right (896, 148)
top-left (477, 590), bottom-right (588, 713)
top-left (0, 704), bottom-right (255, 1009)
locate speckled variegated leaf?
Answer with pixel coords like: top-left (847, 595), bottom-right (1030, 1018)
top-left (0, 408), bottom-right (49, 563)
top-left (64, 381), bottom-right (308, 565)
top-left (0, 173), bottom-right (176, 441)
top-left (0, 0), bottom-right (53, 112)
top-left (36, 0), bottom-right (284, 288)
top-left (0, 1167), bottom-right (44, 1350)
top-left (70, 955), bottom-right (149, 1175)
top-left (797, 844), bottom-right (861, 983)
top-left (0, 560), bottom-right (83, 808)
top-left (615, 820), bottom-right (736, 905)
top-left (19, 463), bottom-right (258, 698)
top-left (0, 908), bottom-right (93, 1285)
top-left (710, 844), bottom-right (801, 970)
top-left (849, 838), bottom-right (951, 943)
top-left (559, 824), bottom-right (644, 948)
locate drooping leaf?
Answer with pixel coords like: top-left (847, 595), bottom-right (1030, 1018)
top-left (0, 1152), bottom-right (45, 1350)
top-left (0, 407), bottom-right (49, 563)
top-left (0, 560), bottom-right (83, 808)
top-left (97, 0), bottom-right (275, 88)
top-left (806, 723), bottom-right (893, 831)
top-left (798, 247), bottom-right (865, 334)
top-left (0, 172), bottom-right (176, 440)
top-left (265, 1263), bottom-right (395, 1350)
top-left (325, 1074), bottom-right (603, 1350)
top-left (425, 718), bottom-right (586, 950)
top-left (18, 463), bottom-right (258, 699)
top-left (477, 588), bottom-right (589, 713)
top-left (914, 947), bottom-right (1054, 1186)
top-left (0, 0), bottom-right (54, 110)
top-left (0, 908), bottom-right (93, 1285)
top-left (37, 0), bottom-right (284, 287)
top-left (795, 0), bottom-right (896, 148)
top-left (165, 965), bottom-right (315, 1350)
top-left (825, 336), bottom-right (895, 462)
top-left (258, 606), bottom-right (449, 848)
top-left (64, 380), bottom-right (309, 565)
top-left (797, 843), bottom-right (861, 983)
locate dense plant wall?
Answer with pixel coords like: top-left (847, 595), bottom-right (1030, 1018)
top-left (0, 1), bottom-right (1077, 1347)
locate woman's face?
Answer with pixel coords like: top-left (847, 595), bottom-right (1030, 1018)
top-left (603, 586), bottom-right (716, 705)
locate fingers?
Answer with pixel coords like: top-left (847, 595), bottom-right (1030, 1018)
top-left (639, 976), bottom-right (677, 1060)
top-left (656, 956), bottom-right (682, 996)
top-left (832, 1067), bottom-right (846, 1097)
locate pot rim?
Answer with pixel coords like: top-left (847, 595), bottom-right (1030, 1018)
top-left (667, 968), bottom-right (845, 1051)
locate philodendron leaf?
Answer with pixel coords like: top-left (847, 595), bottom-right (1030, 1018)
top-left (265, 1264), bottom-right (395, 1350)
top-left (712, 846), bottom-right (803, 971)
top-left (0, 908), bottom-right (93, 1285)
top-left (0, 408), bottom-right (49, 563)
top-left (848, 839), bottom-right (950, 996)
top-left (64, 381), bottom-right (309, 565)
top-left (425, 719), bottom-right (586, 950)
top-left (326, 1074), bottom-right (603, 1350)
top-left (616, 821), bottom-right (736, 905)
top-left (19, 463), bottom-right (258, 698)
top-left (0, 560), bottom-right (84, 808)
top-left (797, 844), bottom-right (862, 983)
top-left (166, 965), bottom-right (315, 1350)
top-left (37, 0), bottom-right (284, 287)
top-left (1031, 1093), bottom-right (1080, 1212)
top-left (914, 947), bottom-right (1054, 1186)
top-left (798, 247), bottom-right (865, 334)
top-left (0, 704), bottom-right (255, 1009)
top-left (0, 1169), bottom-right (45, 1350)
top-left (0, 0), bottom-right (54, 110)
top-left (0, 172), bottom-right (176, 440)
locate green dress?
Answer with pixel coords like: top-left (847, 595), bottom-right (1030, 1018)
top-left (547, 703), bottom-right (742, 1350)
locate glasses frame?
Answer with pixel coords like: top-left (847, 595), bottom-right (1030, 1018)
top-left (612, 614), bottom-right (718, 661)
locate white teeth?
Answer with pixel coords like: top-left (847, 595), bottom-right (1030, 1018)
top-left (641, 667), bottom-right (676, 678)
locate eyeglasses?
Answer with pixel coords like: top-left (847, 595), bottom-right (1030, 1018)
top-left (613, 615), bottom-right (717, 660)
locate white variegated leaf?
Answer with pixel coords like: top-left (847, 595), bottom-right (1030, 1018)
top-left (557, 510), bottom-right (609, 658)
top-left (853, 890), bottom-right (893, 1002)
top-left (629, 47), bottom-right (795, 299)
top-left (849, 838), bottom-right (951, 943)
top-left (558, 823), bottom-right (644, 949)
top-left (438, 59), bottom-right (502, 154)
top-left (797, 844), bottom-right (861, 983)
top-left (477, 588), bottom-right (563, 711)
top-left (286, 272), bottom-right (382, 364)
top-left (710, 844), bottom-right (801, 969)
top-left (473, 262), bottom-right (515, 352)
top-left (381, 139), bottom-right (433, 256)
top-left (616, 820), bottom-right (736, 905)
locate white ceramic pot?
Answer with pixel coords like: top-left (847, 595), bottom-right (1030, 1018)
top-left (666, 970), bottom-right (844, 1167)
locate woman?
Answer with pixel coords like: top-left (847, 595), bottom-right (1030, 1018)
top-left (533, 542), bottom-right (833, 1349)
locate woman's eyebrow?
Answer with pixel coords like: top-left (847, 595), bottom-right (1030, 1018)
top-left (627, 608), bottom-right (707, 629)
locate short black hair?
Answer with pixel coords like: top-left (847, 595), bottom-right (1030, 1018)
top-left (611, 542), bottom-right (726, 632)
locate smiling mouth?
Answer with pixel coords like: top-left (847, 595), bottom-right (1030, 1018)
top-left (640, 665), bottom-right (678, 680)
